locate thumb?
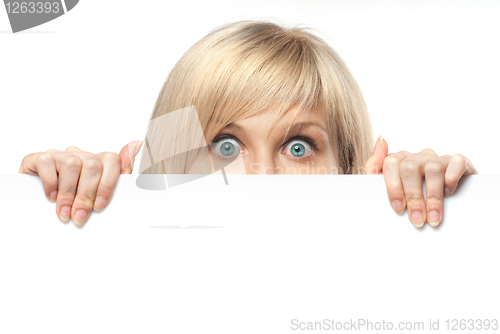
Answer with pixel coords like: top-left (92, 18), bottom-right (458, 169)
top-left (119, 140), bottom-right (144, 174)
top-left (363, 136), bottom-right (388, 174)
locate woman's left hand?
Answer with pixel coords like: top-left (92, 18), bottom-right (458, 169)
top-left (363, 136), bottom-right (478, 228)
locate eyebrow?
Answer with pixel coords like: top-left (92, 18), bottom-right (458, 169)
top-left (226, 121), bottom-right (327, 134)
top-left (226, 122), bottom-right (246, 133)
top-left (278, 121), bottom-right (328, 134)
top-left (220, 121), bottom-right (328, 146)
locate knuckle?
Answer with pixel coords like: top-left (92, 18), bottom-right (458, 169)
top-left (45, 149), bottom-right (59, 153)
top-left (444, 173), bottom-right (459, 184)
top-left (83, 158), bottom-right (103, 173)
top-left (385, 184), bottom-right (403, 195)
top-left (383, 155), bottom-right (400, 167)
top-left (452, 154), bottom-right (467, 168)
top-left (426, 195), bottom-right (443, 204)
top-left (101, 152), bottom-right (120, 165)
top-left (58, 190), bottom-right (76, 201)
top-left (388, 193), bottom-right (405, 204)
top-left (400, 160), bottom-right (419, 175)
top-left (387, 188), bottom-right (404, 199)
top-left (21, 152), bottom-right (36, 164)
top-left (97, 180), bottom-right (115, 195)
top-left (96, 187), bottom-right (112, 199)
top-left (65, 146), bottom-right (80, 152)
top-left (62, 156), bottom-right (82, 170)
top-left (36, 152), bottom-right (53, 164)
top-left (425, 161), bottom-right (445, 175)
top-left (96, 179), bottom-right (115, 193)
top-left (420, 148), bottom-right (436, 155)
top-left (406, 196), bottom-right (424, 206)
top-left (75, 192), bottom-right (95, 205)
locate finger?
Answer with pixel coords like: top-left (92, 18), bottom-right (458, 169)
top-left (424, 156), bottom-right (451, 227)
top-left (70, 154), bottom-right (104, 226)
top-left (33, 153), bottom-right (59, 202)
top-left (54, 153), bottom-right (83, 223)
top-left (119, 141), bottom-right (144, 174)
top-left (363, 136), bottom-right (388, 175)
top-left (399, 155), bottom-right (434, 228)
top-left (18, 152), bottom-right (43, 175)
top-left (94, 152), bottom-right (121, 212)
top-left (443, 154), bottom-right (478, 196)
top-left (382, 151), bottom-right (412, 214)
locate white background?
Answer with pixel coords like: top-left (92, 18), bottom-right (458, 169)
top-left (1, 0), bottom-right (498, 175)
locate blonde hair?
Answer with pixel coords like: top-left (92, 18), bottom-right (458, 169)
top-left (138, 20), bottom-right (373, 174)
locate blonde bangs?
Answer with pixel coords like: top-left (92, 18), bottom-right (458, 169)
top-left (188, 22), bottom-right (324, 141)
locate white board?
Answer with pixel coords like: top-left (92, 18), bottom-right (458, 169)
top-left (0, 174), bottom-right (498, 333)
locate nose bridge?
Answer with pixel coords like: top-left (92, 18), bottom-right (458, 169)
top-left (245, 149), bottom-right (277, 174)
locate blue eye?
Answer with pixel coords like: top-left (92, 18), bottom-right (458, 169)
top-left (291, 143), bottom-right (305, 157)
top-left (210, 138), bottom-right (241, 160)
top-left (284, 140), bottom-right (312, 158)
top-left (220, 141), bottom-right (235, 156)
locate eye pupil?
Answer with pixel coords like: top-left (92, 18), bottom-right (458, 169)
top-left (220, 141), bottom-right (235, 156)
top-left (291, 143), bottom-right (305, 157)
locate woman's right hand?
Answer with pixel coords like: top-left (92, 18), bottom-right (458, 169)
top-left (18, 140), bottom-right (144, 226)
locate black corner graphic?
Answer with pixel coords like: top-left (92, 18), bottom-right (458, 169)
top-left (3, 0), bottom-right (79, 33)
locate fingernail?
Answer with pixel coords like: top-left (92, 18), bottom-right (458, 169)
top-left (129, 141), bottom-right (144, 170)
top-left (60, 206), bottom-right (71, 222)
top-left (411, 211), bottom-right (424, 227)
top-left (428, 210), bottom-right (440, 226)
top-left (373, 135), bottom-right (383, 154)
top-left (444, 187), bottom-right (451, 197)
top-left (133, 141), bottom-right (144, 157)
top-left (94, 196), bottom-right (107, 212)
top-left (391, 200), bottom-right (403, 213)
top-left (427, 210), bottom-right (439, 226)
top-left (74, 210), bottom-right (87, 224)
top-left (49, 190), bottom-right (57, 202)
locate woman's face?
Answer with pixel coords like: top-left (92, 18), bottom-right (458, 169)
top-left (205, 106), bottom-right (340, 174)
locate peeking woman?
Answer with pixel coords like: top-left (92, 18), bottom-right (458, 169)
top-left (18, 20), bottom-right (477, 228)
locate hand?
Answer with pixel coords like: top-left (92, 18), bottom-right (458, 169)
top-left (363, 136), bottom-right (478, 228)
top-left (18, 141), bottom-right (144, 226)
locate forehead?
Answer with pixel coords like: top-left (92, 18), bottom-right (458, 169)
top-left (232, 105), bottom-right (325, 129)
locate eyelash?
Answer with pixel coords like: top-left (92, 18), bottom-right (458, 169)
top-left (284, 136), bottom-right (319, 151)
top-left (210, 134), bottom-right (320, 159)
top-left (211, 134), bottom-right (239, 145)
